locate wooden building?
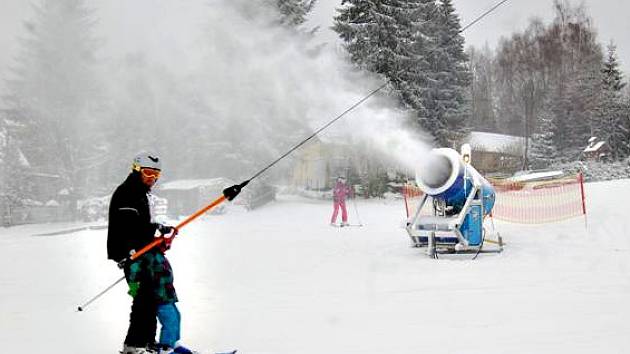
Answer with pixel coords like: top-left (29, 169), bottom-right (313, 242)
top-left (463, 131), bottom-right (526, 175)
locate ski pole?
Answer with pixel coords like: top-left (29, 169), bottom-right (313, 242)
top-left (351, 197), bottom-right (363, 226)
top-left (77, 181), bottom-right (248, 312)
top-left (77, 275), bottom-right (125, 312)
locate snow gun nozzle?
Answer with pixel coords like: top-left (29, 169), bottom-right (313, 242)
top-left (223, 180), bottom-right (250, 201)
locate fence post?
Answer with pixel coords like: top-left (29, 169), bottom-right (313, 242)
top-left (403, 185), bottom-right (410, 218)
top-left (578, 172), bottom-right (587, 229)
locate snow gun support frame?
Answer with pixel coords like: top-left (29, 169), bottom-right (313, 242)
top-left (405, 147), bottom-right (503, 258)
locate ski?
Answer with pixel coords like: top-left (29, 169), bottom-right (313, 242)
top-left (119, 348), bottom-right (236, 354)
top-left (330, 224), bottom-right (363, 228)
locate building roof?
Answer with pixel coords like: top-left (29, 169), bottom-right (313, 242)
top-left (508, 170), bottom-right (564, 182)
top-left (466, 131), bottom-right (526, 154)
top-left (583, 140), bottom-right (606, 153)
top-left (159, 178), bottom-right (235, 191)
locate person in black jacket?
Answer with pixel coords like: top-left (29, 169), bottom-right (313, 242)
top-left (108, 152), bottom-right (177, 354)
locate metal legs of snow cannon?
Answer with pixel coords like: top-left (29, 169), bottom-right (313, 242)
top-left (427, 231), bottom-right (436, 259)
top-left (406, 197), bottom-right (504, 257)
top-left (405, 148), bottom-right (504, 258)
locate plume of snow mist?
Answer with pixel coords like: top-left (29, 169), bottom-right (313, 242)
top-left (97, 0), bottom-right (434, 179)
top-left (193, 0), bottom-right (434, 176)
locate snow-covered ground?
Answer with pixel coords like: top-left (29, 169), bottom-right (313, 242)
top-left (2, 180), bottom-right (630, 354)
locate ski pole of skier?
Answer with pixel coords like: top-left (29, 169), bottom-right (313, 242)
top-left (77, 275), bottom-right (127, 312)
top-left (351, 195), bottom-right (363, 227)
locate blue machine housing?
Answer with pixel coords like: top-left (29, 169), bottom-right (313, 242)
top-left (461, 204), bottom-right (483, 245)
top-left (440, 166), bottom-right (496, 218)
top-left (413, 148), bottom-right (496, 247)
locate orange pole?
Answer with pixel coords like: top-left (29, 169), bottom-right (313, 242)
top-left (175, 195), bottom-right (227, 230)
top-left (578, 172), bottom-right (586, 215)
top-left (127, 194), bottom-right (227, 263)
top-left (403, 185), bottom-right (410, 218)
top-left (578, 172), bottom-right (587, 229)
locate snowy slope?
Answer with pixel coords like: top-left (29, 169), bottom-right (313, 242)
top-left (1, 180), bottom-right (630, 354)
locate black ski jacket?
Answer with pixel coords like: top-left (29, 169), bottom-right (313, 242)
top-left (107, 172), bottom-right (158, 262)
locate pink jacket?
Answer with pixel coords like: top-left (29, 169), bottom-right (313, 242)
top-left (333, 181), bottom-right (352, 202)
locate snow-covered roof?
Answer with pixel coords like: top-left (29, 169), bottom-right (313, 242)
top-left (466, 131), bottom-right (525, 154)
top-left (27, 171), bottom-right (60, 178)
top-left (584, 141), bottom-right (606, 153)
top-left (508, 170), bottom-right (564, 182)
top-left (17, 148), bottom-right (30, 168)
top-left (159, 178), bottom-right (235, 191)
top-left (45, 200), bottom-right (60, 207)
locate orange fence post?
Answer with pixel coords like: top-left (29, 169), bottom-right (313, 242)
top-left (403, 185), bottom-right (410, 218)
top-left (578, 172), bottom-right (587, 229)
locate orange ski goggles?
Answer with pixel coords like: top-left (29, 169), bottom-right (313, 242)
top-left (140, 168), bottom-right (161, 179)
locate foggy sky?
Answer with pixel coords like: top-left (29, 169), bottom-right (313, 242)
top-left (309, 0), bottom-right (630, 73)
top-left (0, 0), bottom-right (432, 175)
top-left (1, 0), bottom-right (628, 95)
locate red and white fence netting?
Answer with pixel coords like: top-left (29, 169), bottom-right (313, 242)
top-left (403, 173), bottom-right (587, 224)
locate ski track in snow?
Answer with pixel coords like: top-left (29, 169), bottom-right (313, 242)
top-left (1, 180), bottom-right (630, 353)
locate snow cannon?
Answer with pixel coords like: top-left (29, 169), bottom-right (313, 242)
top-left (405, 147), bottom-right (502, 257)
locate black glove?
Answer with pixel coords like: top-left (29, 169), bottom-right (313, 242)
top-left (156, 224), bottom-right (178, 252)
top-left (157, 224), bottom-right (176, 235)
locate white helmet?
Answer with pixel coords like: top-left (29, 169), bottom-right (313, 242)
top-left (132, 152), bottom-right (162, 171)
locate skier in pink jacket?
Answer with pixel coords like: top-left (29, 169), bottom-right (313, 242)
top-left (330, 177), bottom-right (353, 226)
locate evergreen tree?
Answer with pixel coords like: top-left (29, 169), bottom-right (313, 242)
top-left (426, 0), bottom-right (471, 147)
top-left (334, 0), bottom-right (438, 137)
top-left (597, 95), bottom-right (630, 160)
top-left (528, 100), bottom-right (558, 168)
top-left (562, 56), bottom-right (602, 158)
top-left (334, 1), bottom-right (431, 76)
top-left (4, 0), bottom-right (102, 205)
top-left (602, 41), bottom-right (627, 93)
top-left (594, 43), bottom-right (630, 160)
top-left (334, 0), bottom-right (472, 147)
top-left (468, 45), bottom-right (497, 132)
top-left (0, 113), bottom-right (33, 215)
top-left (0, 120), bottom-right (7, 206)
top-left (275, 0), bottom-right (317, 27)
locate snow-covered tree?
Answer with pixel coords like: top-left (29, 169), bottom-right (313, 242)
top-left (468, 44), bottom-right (497, 132)
top-left (528, 100), bottom-right (558, 168)
top-left (333, 0), bottom-right (447, 139)
top-left (596, 97), bottom-right (630, 160)
top-left (334, 0), bottom-right (430, 75)
top-left (602, 42), bottom-right (627, 93)
top-left (426, 0), bottom-right (471, 147)
top-left (3, 0), bottom-right (103, 204)
top-left (492, 1), bottom-right (603, 161)
top-left (0, 113), bottom-right (34, 215)
top-left (562, 56), bottom-right (603, 158)
top-left (274, 0), bottom-right (317, 27)
top-left (594, 44), bottom-right (630, 160)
